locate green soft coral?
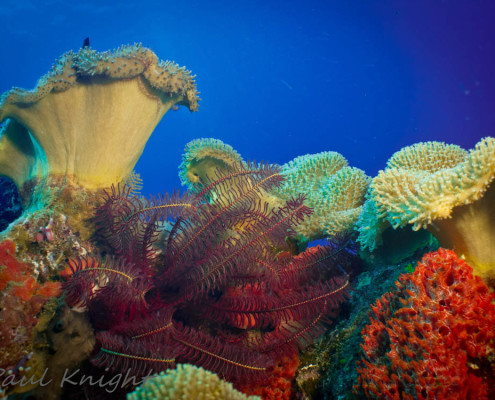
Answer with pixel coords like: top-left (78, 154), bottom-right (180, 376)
top-left (356, 137), bottom-right (495, 285)
top-left (276, 152), bottom-right (370, 241)
top-left (128, 364), bottom-right (260, 400)
top-left (179, 138), bottom-right (243, 191)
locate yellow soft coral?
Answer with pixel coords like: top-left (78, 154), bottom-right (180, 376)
top-left (276, 152), bottom-right (370, 241)
top-left (178, 142), bottom-right (370, 243)
top-left (365, 137), bottom-right (495, 285)
top-left (386, 141), bottom-right (468, 171)
top-left (282, 151), bottom-right (348, 184)
top-left (179, 138), bottom-right (243, 191)
top-left (127, 364), bottom-right (260, 400)
top-left (0, 120), bottom-right (43, 187)
top-left (0, 44), bottom-right (199, 190)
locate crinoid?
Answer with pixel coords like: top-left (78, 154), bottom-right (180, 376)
top-left (62, 161), bottom-right (354, 386)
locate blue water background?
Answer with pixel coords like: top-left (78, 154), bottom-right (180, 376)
top-left (0, 0), bottom-right (493, 196)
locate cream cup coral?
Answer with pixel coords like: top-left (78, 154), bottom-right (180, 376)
top-left (0, 44), bottom-right (199, 190)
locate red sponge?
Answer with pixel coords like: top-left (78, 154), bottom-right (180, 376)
top-left (357, 248), bottom-right (495, 400)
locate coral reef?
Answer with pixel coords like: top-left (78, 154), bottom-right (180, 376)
top-left (1, 177), bottom-right (102, 287)
top-left (358, 225), bottom-right (437, 267)
top-left (6, 299), bottom-right (95, 399)
top-left (0, 44), bottom-right (199, 189)
top-left (385, 141), bottom-right (467, 171)
top-left (0, 120), bottom-right (40, 189)
top-left (356, 248), bottom-right (495, 399)
top-left (0, 43), bottom-right (202, 399)
top-left (128, 364), bottom-right (260, 400)
top-left (59, 161), bottom-right (354, 397)
top-left (0, 239), bottom-right (60, 371)
top-left (2, 39), bottom-right (493, 400)
top-left (304, 237), bottom-right (434, 400)
top-left (355, 197), bottom-right (383, 253)
top-left (357, 137), bottom-right (495, 285)
top-left (124, 170), bottom-right (144, 197)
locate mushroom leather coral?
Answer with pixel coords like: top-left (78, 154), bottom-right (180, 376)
top-left (0, 44), bottom-right (199, 189)
top-left (0, 120), bottom-right (41, 188)
top-left (61, 161), bottom-right (352, 393)
top-left (179, 138), bottom-right (244, 192)
top-left (275, 151), bottom-right (370, 242)
top-left (362, 137), bottom-right (495, 285)
top-left (356, 248), bottom-right (495, 400)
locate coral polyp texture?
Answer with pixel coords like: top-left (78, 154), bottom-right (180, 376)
top-left (180, 141), bottom-right (371, 243)
top-left (357, 137), bottom-right (495, 284)
top-left (356, 248), bottom-right (495, 400)
top-left (237, 353), bottom-right (300, 400)
top-left (179, 138), bottom-right (244, 191)
top-left (128, 364), bottom-right (260, 400)
top-left (275, 151), bottom-right (370, 242)
top-left (0, 44), bottom-right (199, 189)
top-left (0, 239), bottom-right (60, 370)
top-left (60, 161), bottom-right (353, 397)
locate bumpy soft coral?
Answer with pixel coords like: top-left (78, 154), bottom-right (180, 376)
top-left (0, 240), bottom-right (60, 369)
top-left (356, 248), bottom-right (495, 400)
top-left (359, 138), bottom-right (495, 285)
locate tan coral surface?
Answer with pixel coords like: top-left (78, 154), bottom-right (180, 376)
top-left (369, 137), bottom-right (495, 285)
top-left (0, 44), bottom-right (199, 189)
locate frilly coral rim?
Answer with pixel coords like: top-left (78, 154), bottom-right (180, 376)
top-left (0, 43), bottom-right (200, 113)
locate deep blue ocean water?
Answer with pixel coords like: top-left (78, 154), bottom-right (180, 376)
top-left (1, 0), bottom-right (494, 196)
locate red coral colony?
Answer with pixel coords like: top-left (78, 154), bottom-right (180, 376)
top-left (0, 239), bottom-right (60, 370)
top-left (357, 248), bottom-right (495, 400)
top-left (61, 162), bottom-right (353, 396)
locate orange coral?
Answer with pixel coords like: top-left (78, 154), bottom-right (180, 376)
top-left (0, 239), bottom-right (60, 369)
top-left (0, 239), bottom-right (60, 299)
top-left (0, 239), bottom-right (24, 289)
top-left (356, 248), bottom-right (495, 400)
top-left (238, 353), bottom-right (300, 400)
